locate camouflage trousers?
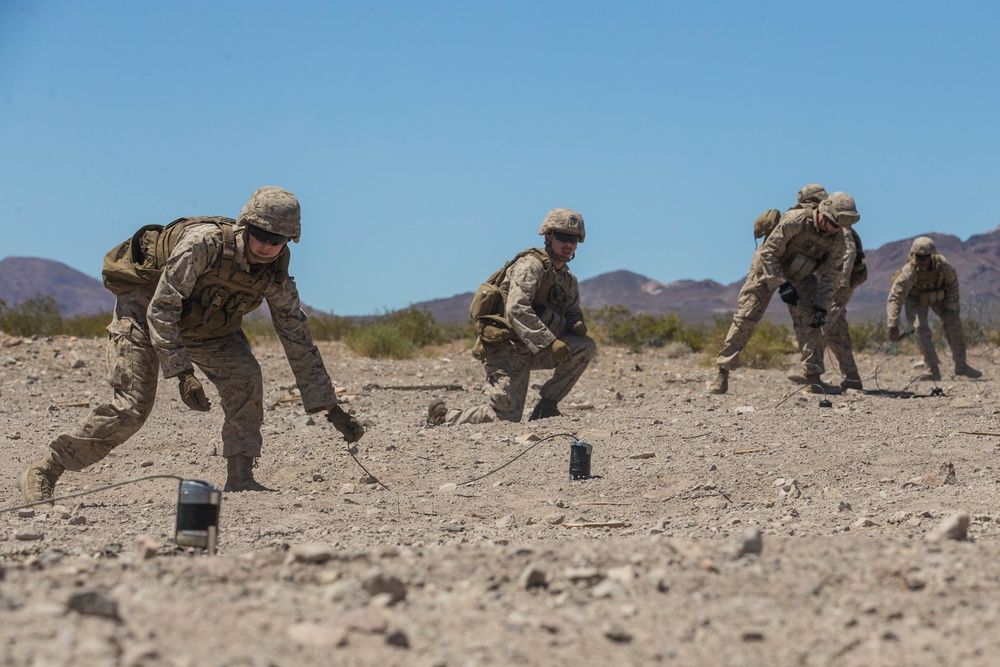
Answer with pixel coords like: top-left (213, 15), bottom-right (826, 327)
top-left (715, 268), bottom-right (774, 371)
top-left (904, 298), bottom-right (967, 370)
top-left (445, 332), bottom-right (596, 425)
top-left (48, 290), bottom-right (265, 471)
top-left (790, 282), bottom-right (858, 376)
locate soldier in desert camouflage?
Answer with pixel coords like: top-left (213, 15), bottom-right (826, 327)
top-left (886, 236), bottom-right (982, 381)
top-left (709, 191), bottom-right (860, 394)
top-left (784, 184), bottom-right (867, 391)
top-left (19, 186), bottom-right (364, 508)
top-left (427, 208), bottom-right (596, 425)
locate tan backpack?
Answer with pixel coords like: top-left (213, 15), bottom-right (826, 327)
top-left (468, 248), bottom-right (550, 341)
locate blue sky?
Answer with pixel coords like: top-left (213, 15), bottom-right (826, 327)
top-left (3, 1), bottom-right (998, 315)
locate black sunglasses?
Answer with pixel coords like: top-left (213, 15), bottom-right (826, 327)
top-left (248, 225), bottom-right (290, 247)
top-left (553, 232), bottom-right (580, 243)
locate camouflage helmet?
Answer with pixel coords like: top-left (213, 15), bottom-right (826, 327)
top-left (797, 183), bottom-right (828, 206)
top-left (238, 186), bottom-right (301, 242)
top-left (817, 192), bottom-right (860, 229)
top-left (538, 208), bottom-right (586, 242)
top-left (911, 236), bottom-right (936, 256)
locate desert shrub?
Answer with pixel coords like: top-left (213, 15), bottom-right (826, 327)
top-left (63, 312), bottom-right (112, 338)
top-left (0, 295), bottom-right (64, 337)
top-left (379, 307), bottom-right (449, 348)
top-left (584, 305), bottom-right (705, 353)
top-left (344, 323), bottom-right (416, 359)
top-left (849, 320), bottom-right (885, 352)
top-left (702, 315), bottom-right (794, 369)
top-left (305, 311), bottom-right (356, 341)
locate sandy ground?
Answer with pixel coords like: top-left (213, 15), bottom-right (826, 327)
top-left (2, 333), bottom-right (1000, 666)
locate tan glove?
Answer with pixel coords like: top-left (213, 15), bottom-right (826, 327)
top-left (569, 320), bottom-right (588, 335)
top-left (177, 370), bottom-right (210, 412)
top-left (888, 325), bottom-right (901, 342)
top-left (326, 405), bottom-right (365, 443)
top-left (548, 339), bottom-right (572, 364)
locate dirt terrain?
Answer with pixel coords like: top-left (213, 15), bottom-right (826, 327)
top-left (2, 333), bottom-right (1000, 666)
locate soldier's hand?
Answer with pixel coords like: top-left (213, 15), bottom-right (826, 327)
top-left (888, 325), bottom-right (901, 342)
top-left (569, 320), bottom-right (588, 336)
top-left (549, 339), bottom-right (572, 364)
top-left (778, 282), bottom-right (798, 306)
top-left (177, 370), bottom-right (211, 412)
top-left (326, 405), bottom-right (365, 443)
top-left (809, 308), bottom-right (827, 329)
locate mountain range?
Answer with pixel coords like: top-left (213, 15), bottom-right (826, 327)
top-left (4, 226), bottom-right (1000, 324)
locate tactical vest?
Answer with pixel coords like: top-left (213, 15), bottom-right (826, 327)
top-left (102, 217), bottom-right (289, 339)
top-left (779, 210), bottom-right (837, 282)
top-left (910, 256), bottom-right (946, 306)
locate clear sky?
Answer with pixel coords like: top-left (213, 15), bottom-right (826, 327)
top-left (3, 1), bottom-right (998, 315)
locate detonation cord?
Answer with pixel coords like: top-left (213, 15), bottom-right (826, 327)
top-left (459, 432), bottom-right (578, 486)
top-left (0, 474), bottom-right (184, 514)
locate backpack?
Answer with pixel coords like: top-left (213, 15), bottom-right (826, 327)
top-left (468, 248), bottom-right (550, 341)
top-left (753, 209), bottom-right (781, 240)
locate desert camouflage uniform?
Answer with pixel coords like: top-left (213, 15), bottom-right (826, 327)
top-left (48, 222), bottom-right (336, 471)
top-left (716, 207), bottom-right (846, 372)
top-left (795, 228), bottom-right (864, 377)
top-left (444, 253), bottom-right (596, 424)
top-left (887, 253), bottom-right (967, 371)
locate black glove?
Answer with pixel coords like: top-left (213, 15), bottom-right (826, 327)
top-left (778, 282), bottom-right (798, 305)
top-left (810, 308), bottom-right (827, 329)
top-left (569, 320), bottom-right (588, 335)
top-left (326, 405), bottom-right (365, 443)
top-left (177, 370), bottom-right (210, 411)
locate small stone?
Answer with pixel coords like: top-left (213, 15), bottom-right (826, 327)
top-left (15, 525), bottom-right (43, 541)
top-left (67, 590), bottom-right (119, 620)
top-left (286, 543), bottom-right (335, 565)
top-left (68, 515), bottom-right (87, 526)
top-left (738, 527), bottom-right (763, 555)
top-left (629, 452), bottom-right (655, 459)
top-left (341, 483), bottom-right (357, 494)
top-left (362, 570), bottom-right (406, 605)
top-left (287, 622), bottom-right (347, 647)
top-left (927, 512), bottom-right (970, 542)
top-left (438, 483), bottom-right (458, 494)
top-left (385, 630), bottom-right (410, 648)
top-left (135, 535), bottom-right (159, 560)
top-left (515, 433), bottom-right (541, 444)
top-left (17, 509), bottom-right (35, 518)
top-left (519, 565), bottom-right (547, 589)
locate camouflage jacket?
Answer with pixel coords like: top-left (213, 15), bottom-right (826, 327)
top-left (501, 252), bottom-right (583, 355)
top-left (146, 222), bottom-right (336, 412)
top-left (886, 254), bottom-right (960, 327)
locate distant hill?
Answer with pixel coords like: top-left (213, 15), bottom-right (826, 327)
top-left (412, 226), bottom-right (1000, 324)
top-left (0, 257), bottom-right (113, 317)
top-left (6, 226), bottom-right (1000, 323)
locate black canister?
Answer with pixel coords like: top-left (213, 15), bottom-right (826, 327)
top-left (569, 440), bottom-right (592, 480)
top-left (175, 479), bottom-right (221, 555)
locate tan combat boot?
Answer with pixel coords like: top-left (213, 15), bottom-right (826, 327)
top-left (921, 366), bottom-right (942, 382)
top-left (955, 363), bottom-right (982, 379)
top-left (803, 374), bottom-right (842, 395)
top-left (224, 455), bottom-right (275, 492)
top-left (426, 399), bottom-right (448, 426)
top-left (840, 372), bottom-right (863, 391)
top-left (19, 453), bottom-right (65, 509)
top-left (708, 369), bottom-right (728, 395)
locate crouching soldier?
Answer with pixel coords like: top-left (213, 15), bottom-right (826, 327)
top-left (886, 236), bottom-right (981, 380)
top-left (428, 208), bottom-right (596, 425)
top-left (20, 186), bottom-right (365, 508)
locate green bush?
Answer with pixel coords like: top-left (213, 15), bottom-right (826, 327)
top-left (702, 315), bottom-right (795, 369)
top-left (63, 312), bottom-right (112, 338)
top-left (344, 323), bottom-right (416, 359)
top-left (0, 295), bottom-right (64, 337)
top-left (380, 307), bottom-right (448, 348)
top-left (584, 305), bottom-right (705, 353)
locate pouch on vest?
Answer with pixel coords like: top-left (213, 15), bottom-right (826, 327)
top-left (919, 289), bottom-right (945, 307)
top-left (783, 253), bottom-right (818, 282)
top-left (101, 224), bottom-right (166, 295)
top-left (753, 209), bottom-right (781, 240)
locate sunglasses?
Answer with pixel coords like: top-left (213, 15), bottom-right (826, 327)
top-left (248, 225), bottom-right (290, 247)
top-left (553, 232), bottom-right (580, 243)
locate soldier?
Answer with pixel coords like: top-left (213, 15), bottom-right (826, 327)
top-left (886, 236), bottom-right (981, 380)
top-left (709, 192), bottom-right (861, 394)
top-left (19, 186), bottom-right (365, 508)
top-left (785, 184), bottom-right (868, 391)
top-left (427, 209), bottom-right (596, 425)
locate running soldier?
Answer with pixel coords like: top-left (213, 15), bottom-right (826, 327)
top-left (427, 209), bottom-right (596, 425)
top-left (886, 236), bottom-right (982, 380)
top-left (20, 186), bottom-right (365, 508)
